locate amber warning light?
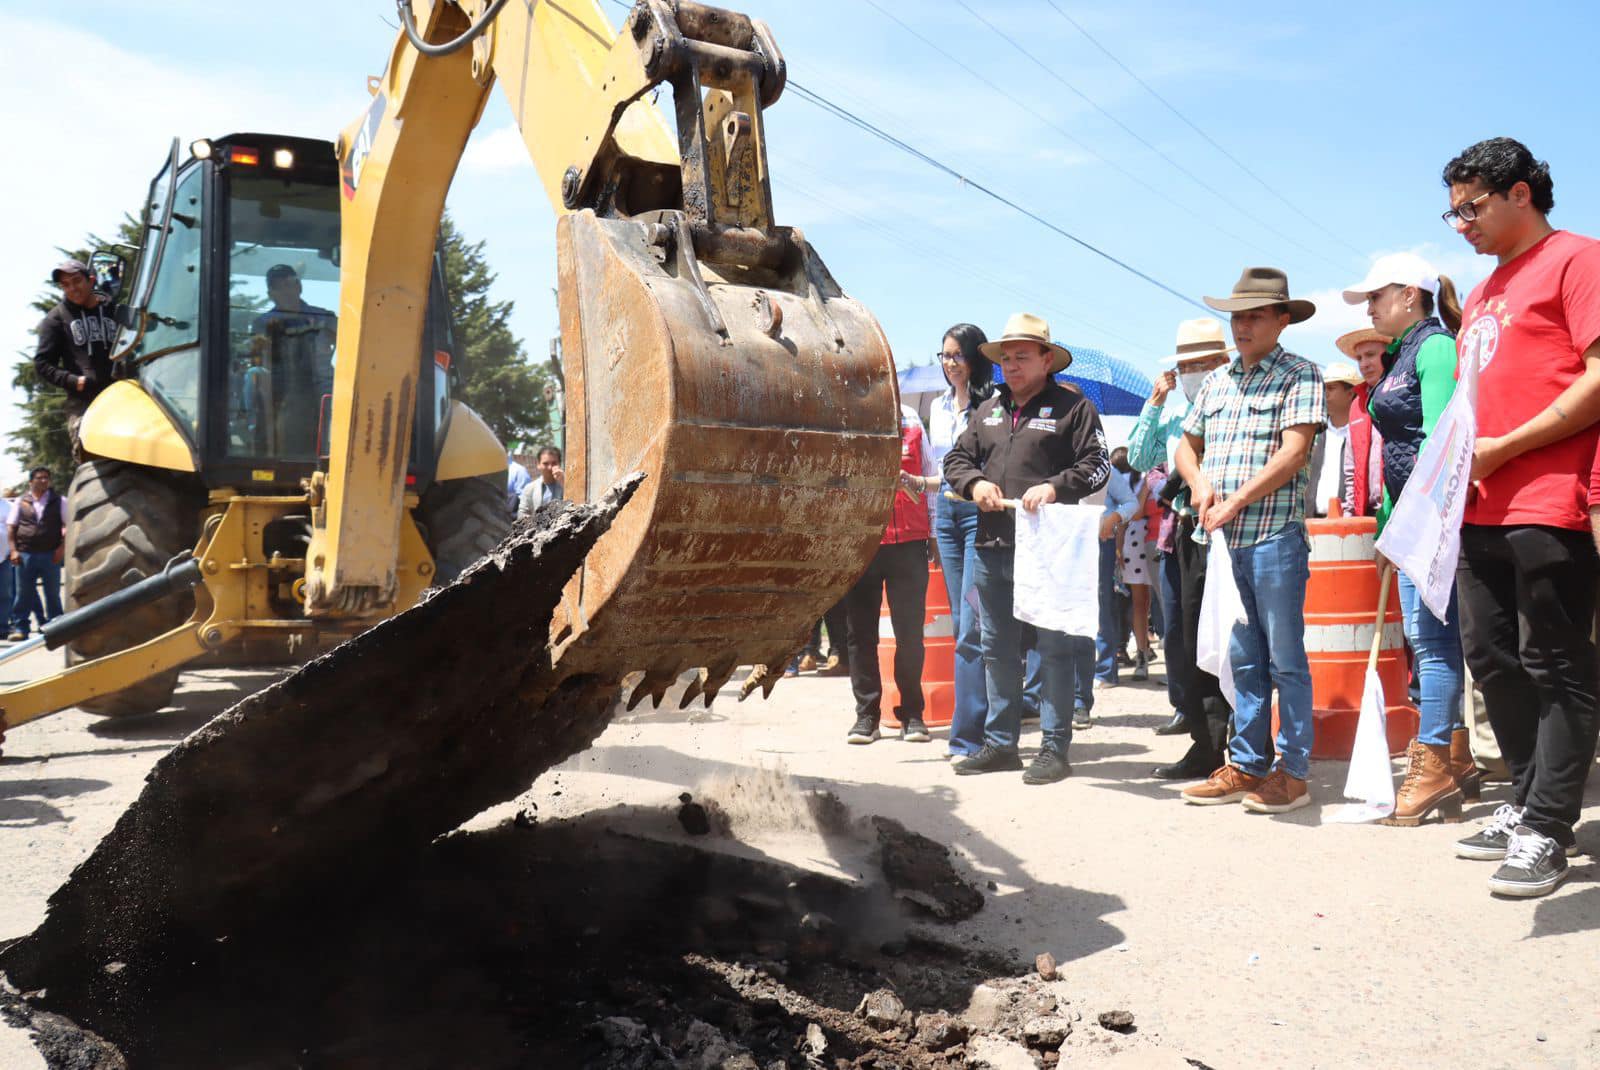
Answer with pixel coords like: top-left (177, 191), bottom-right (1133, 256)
top-left (230, 148), bottom-right (260, 166)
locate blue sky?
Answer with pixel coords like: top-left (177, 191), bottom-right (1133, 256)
top-left (3, 1), bottom-right (1597, 480)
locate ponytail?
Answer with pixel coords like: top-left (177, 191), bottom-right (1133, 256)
top-left (1420, 275), bottom-right (1464, 334)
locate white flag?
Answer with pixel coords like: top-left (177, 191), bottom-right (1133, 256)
top-left (1195, 529), bottom-right (1246, 710)
top-left (1014, 503), bottom-right (1101, 638)
top-left (1375, 327), bottom-right (1482, 622)
top-left (1325, 667), bottom-right (1396, 824)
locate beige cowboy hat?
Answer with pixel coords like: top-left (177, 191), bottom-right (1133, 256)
top-left (1322, 360), bottom-right (1363, 386)
top-left (979, 312), bottom-right (1073, 373)
top-left (1159, 317), bottom-right (1236, 364)
top-left (1335, 326), bottom-right (1393, 360)
top-left (1203, 266), bottom-right (1316, 324)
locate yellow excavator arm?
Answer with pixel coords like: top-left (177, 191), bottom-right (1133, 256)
top-left (309, 0), bottom-right (900, 698)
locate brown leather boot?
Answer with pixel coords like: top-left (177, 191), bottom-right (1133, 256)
top-left (1381, 739), bottom-right (1463, 826)
top-left (1449, 727), bottom-right (1481, 802)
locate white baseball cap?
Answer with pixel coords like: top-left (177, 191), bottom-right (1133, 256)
top-left (1341, 252), bottom-right (1440, 305)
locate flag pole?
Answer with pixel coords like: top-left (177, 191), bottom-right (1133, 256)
top-left (1369, 564), bottom-right (1395, 674)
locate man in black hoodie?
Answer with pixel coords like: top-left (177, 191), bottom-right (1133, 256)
top-left (35, 259), bottom-right (124, 461)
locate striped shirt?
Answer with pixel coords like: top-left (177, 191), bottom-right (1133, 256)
top-left (1180, 345), bottom-right (1325, 548)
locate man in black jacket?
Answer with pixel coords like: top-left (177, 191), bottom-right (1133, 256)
top-left (35, 259), bottom-right (124, 461)
top-left (944, 313), bottom-right (1111, 783)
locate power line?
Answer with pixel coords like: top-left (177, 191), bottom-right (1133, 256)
top-left (598, 0), bottom-right (1206, 313)
top-left (787, 82), bottom-right (1208, 314)
top-left (1041, 0), bottom-right (1368, 260)
top-left (858, 0), bottom-right (1281, 266)
top-left (953, 0), bottom-right (1347, 273)
top-left (774, 162), bottom-right (1156, 355)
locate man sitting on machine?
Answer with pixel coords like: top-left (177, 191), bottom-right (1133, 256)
top-left (247, 263), bottom-right (336, 455)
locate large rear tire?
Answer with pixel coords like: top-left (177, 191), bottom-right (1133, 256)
top-left (415, 473), bottom-right (511, 584)
top-left (64, 460), bottom-right (201, 717)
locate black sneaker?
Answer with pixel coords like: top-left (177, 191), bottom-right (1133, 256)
top-left (900, 717), bottom-right (931, 743)
top-left (1488, 826), bottom-right (1569, 898)
top-left (1022, 749), bottom-right (1071, 785)
top-left (1073, 706), bottom-right (1092, 730)
top-left (954, 744), bottom-right (1024, 775)
top-left (1456, 804), bottom-right (1523, 861)
top-left (846, 715), bottom-right (880, 745)
top-left (1131, 652), bottom-right (1150, 682)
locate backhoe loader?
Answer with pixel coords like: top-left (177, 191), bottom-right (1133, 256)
top-left (0, 0), bottom-right (900, 1006)
top-left (0, 0), bottom-right (899, 752)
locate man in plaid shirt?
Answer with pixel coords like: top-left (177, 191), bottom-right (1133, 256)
top-left (1173, 268), bottom-right (1326, 814)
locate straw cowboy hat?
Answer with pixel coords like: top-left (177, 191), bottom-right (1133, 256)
top-left (979, 312), bottom-right (1073, 373)
top-left (1335, 326), bottom-right (1392, 360)
top-left (1159, 317), bottom-right (1236, 364)
top-left (1203, 266), bottom-right (1316, 324)
top-left (1322, 361), bottom-right (1363, 386)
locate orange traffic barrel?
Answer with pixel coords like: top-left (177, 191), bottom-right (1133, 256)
top-left (1301, 513), bottom-right (1418, 759)
top-left (880, 561), bottom-right (954, 729)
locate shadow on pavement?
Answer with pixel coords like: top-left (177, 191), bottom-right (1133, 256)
top-left (86, 669), bottom-right (285, 743)
top-left (0, 776), bottom-right (111, 827)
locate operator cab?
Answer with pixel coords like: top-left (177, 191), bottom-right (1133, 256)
top-left (108, 133), bottom-right (456, 492)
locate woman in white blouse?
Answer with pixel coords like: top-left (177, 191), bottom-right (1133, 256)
top-left (926, 324), bottom-right (995, 759)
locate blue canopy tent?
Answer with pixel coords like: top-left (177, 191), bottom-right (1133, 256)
top-left (896, 343), bottom-right (1152, 417)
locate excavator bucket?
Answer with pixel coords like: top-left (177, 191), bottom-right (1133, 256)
top-left (550, 210), bottom-right (901, 699)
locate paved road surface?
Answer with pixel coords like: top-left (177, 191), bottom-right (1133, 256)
top-left (2, 644), bottom-right (1598, 1068)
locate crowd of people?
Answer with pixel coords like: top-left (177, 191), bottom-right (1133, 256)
top-left (803, 137), bottom-right (1600, 902)
top-left (24, 133), bottom-right (1598, 903)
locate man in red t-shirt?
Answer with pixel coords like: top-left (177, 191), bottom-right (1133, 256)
top-left (1443, 137), bottom-right (1600, 899)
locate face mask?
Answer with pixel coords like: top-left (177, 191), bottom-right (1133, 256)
top-left (1179, 369), bottom-right (1209, 401)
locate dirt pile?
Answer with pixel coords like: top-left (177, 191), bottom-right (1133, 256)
top-left (2, 789), bottom-right (1197, 1069)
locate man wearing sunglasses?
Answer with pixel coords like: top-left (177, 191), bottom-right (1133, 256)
top-left (1441, 137), bottom-right (1600, 899)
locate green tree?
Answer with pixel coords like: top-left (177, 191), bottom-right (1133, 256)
top-left (9, 217), bottom-right (141, 484)
top-left (438, 213), bottom-right (553, 450)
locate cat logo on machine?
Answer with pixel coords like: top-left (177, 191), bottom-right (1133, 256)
top-left (340, 90), bottom-right (387, 201)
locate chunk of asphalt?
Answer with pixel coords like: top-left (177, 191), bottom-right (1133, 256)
top-left (1, 476), bottom-right (645, 1004)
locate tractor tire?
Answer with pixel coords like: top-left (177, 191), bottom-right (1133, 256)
top-left (415, 473), bottom-right (512, 584)
top-left (64, 460), bottom-right (202, 717)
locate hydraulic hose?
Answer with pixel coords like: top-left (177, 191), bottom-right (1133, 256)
top-left (397, 0), bottom-right (512, 57)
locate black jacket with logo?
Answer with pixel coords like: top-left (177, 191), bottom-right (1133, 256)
top-left (943, 379), bottom-right (1110, 549)
top-left (35, 296), bottom-right (124, 415)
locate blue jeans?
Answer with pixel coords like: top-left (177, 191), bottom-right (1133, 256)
top-left (1094, 535), bottom-right (1120, 682)
top-left (973, 546), bottom-right (1076, 754)
top-left (1022, 637), bottom-right (1091, 713)
top-left (12, 551), bottom-right (63, 636)
top-left (0, 561), bottom-right (12, 629)
top-left (1227, 525), bottom-right (1313, 780)
top-left (1159, 550), bottom-right (1186, 713)
top-left (935, 495), bottom-right (986, 757)
top-left (1398, 572), bottom-right (1465, 747)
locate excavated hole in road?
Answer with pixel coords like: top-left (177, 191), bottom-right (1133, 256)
top-left (3, 797), bottom-right (1081, 1069)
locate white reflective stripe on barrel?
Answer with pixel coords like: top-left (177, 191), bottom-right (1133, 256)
top-left (881, 613), bottom-right (956, 639)
top-left (1304, 621), bottom-right (1404, 653)
top-left (1309, 531), bottom-right (1377, 563)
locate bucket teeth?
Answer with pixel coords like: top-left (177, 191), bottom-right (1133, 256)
top-left (624, 678), bottom-right (653, 712)
top-left (677, 669), bottom-right (706, 709)
top-left (701, 658), bottom-right (738, 707)
top-left (642, 667), bottom-right (677, 709)
top-left (759, 662), bottom-right (783, 699)
top-left (738, 664), bottom-right (769, 702)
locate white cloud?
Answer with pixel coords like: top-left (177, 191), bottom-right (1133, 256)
top-left (459, 125), bottom-right (537, 177)
top-left (0, 16), bottom-right (363, 482)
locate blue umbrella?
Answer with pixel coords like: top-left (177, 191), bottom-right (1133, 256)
top-left (897, 342), bottom-right (1152, 417)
